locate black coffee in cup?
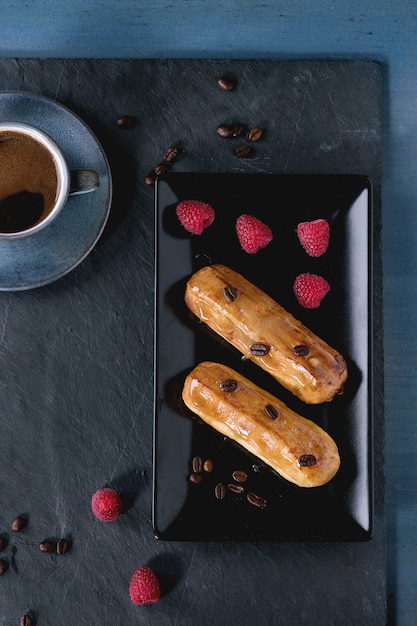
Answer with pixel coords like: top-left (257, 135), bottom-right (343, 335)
top-left (0, 130), bottom-right (59, 233)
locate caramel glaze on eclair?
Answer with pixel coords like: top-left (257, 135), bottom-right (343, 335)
top-left (184, 264), bottom-right (347, 404)
top-left (182, 361), bottom-right (341, 488)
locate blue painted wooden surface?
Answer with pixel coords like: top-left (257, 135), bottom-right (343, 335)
top-left (1, 1), bottom-right (416, 624)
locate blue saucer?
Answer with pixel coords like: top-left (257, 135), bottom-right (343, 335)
top-left (0, 92), bottom-right (112, 290)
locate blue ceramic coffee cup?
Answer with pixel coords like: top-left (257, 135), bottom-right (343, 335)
top-left (0, 121), bottom-right (99, 239)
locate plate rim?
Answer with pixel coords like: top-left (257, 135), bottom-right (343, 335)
top-left (153, 171), bottom-right (373, 542)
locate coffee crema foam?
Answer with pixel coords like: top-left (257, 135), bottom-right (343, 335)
top-left (0, 131), bottom-right (58, 232)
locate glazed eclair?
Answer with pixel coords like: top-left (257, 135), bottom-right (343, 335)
top-left (182, 361), bottom-right (341, 488)
top-left (184, 264), bottom-right (347, 404)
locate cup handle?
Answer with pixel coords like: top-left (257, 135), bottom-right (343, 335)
top-left (69, 169), bottom-right (99, 196)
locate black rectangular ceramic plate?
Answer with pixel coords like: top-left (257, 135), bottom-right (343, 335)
top-left (153, 172), bottom-right (373, 541)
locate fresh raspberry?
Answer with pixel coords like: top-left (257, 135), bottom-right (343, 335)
top-left (293, 273), bottom-right (330, 309)
top-left (296, 218), bottom-right (330, 257)
top-left (175, 200), bottom-right (215, 234)
top-left (129, 566), bottom-right (161, 605)
top-left (235, 214), bottom-right (273, 254)
top-left (91, 487), bottom-right (123, 522)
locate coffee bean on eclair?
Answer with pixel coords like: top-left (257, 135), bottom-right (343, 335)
top-left (250, 343), bottom-right (270, 356)
top-left (264, 404), bottom-right (279, 419)
top-left (298, 454), bottom-right (317, 467)
top-left (223, 285), bottom-right (239, 302)
top-left (220, 379), bottom-right (238, 392)
top-left (293, 345), bottom-right (310, 356)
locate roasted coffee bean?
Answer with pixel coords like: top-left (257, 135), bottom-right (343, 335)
top-left (236, 145), bottom-right (252, 157)
top-left (144, 171), bottom-right (156, 186)
top-left (56, 538), bottom-right (69, 555)
top-left (228, 483), bottom-right (245, 494)
top-left (189, 472), bottom-right (203, 484)
top-left (216, 124), bottom-right (234, 138)
top-left (154, 162), bottom-right (170, 176)
top-left (162, 145), bottom-right (179, 162)
top-left (248, 126), bottom-right (263, 141)
top-left (265, 404), bottom-right (279, 419)
top-left (203, 459), bottom-right (214, 473)
top-left (0, 537), bottom-right (6, 551)
top-left (0, 559), bottom-right (8, 575)
top-left (217, 75), bottom-right (235, 91)
top-left (232, 470), bottom-right (248, 483)
top-left (247, 492), bottom-right (267, 509)
top-left (215, 483), bottom-right (226, 500)
top-left (220, 379), bottom-right (238, 392)
top-left (192, 455), bottom-right (203, 473)
top-left (19, 616), bottom-right (32, 626)
top-left (223, 285), bottom-right (239, 302)
top-left (115, 115), bottom-right (137, 128)
top-left (39, 540), bottom-right (56, 553)
top-left (250, 343), bottom-right (270, 356)
top-left (10, 516), bottom-right (27, 532)
top-left (293, 344), bottom-right (310, 356)
top-left (231, 123), bottom-right (245, 138)
top-left (298, 454), bottom-right (317, 467)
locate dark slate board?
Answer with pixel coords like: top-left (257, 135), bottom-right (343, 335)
top-left (0, 59), bottom-right (384, 625)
